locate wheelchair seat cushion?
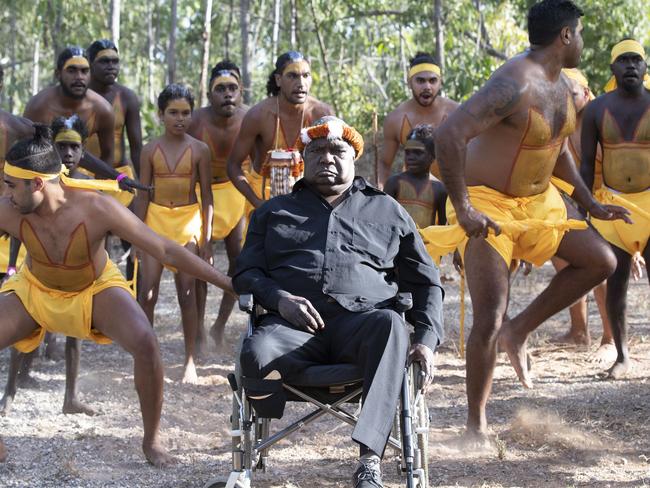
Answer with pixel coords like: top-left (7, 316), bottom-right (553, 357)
top-left (288, 363), bottom-right (363, 387)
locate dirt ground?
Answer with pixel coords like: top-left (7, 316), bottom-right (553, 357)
top-left (0, 246), bottom-right (648, 488)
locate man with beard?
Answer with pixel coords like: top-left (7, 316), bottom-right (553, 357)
top-left (379, 52), bottom-right (458, 187)
top-left (227, 51), bottom-right (333, 210)
top-left (425, 0), bottom-right (630, 443)
top-left (581, 39), bottom-right (650, 379)
top-left (23, 46), bottom-right (142, 188)
top-left (86, 39), bottom-right (143, 203)
top-left (188, 60), bottom-right (248, 351)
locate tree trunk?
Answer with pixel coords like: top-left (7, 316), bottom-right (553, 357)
top-left (250, 0), bottom-right (268, 64)
top-left (32, 37), bottom-right (40, 96)
top-left (147, 0), bottom-right (155, 104)
top-left (46, 0), bottom-right (64, 68)
top-left (111, 0), bottom-right (121, 44)
top-left (6, 8), bottom-right (17, 111)
top-left (433, 0), bottom-right (444, 71)
top-left (289, 0), bottom-right (297, 49)
top-left (271, 0), bottom-right (281, 61)
top-left (167, 0), bottom-right (178, 84)
top-left (308, 0), bottom-right (337, 113)
top-left (199, 0), bottom-right (213, 107)
top-left (224, 0), bottom-right (234, 58)
top-left (240, 0), bottom-right (252, 104)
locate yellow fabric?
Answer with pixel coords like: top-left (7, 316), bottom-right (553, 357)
top-left (591, 187), bottom-right (650, 256)
top-left (151, 145), bottom-right (194, 206)
top-left (550, 176), bottom-right (575, 195)
top-left (54, 129), bottom-right (82, 144)
top-left (209, 181), bottom-right (246, 240)
top-left (1, 259), bottom-right (133, 353)
top-left (605, 74), bottom-right (650, 93)
top-left (111, 165), bottom-right (135, 207)
top-left (245, 168), bottom-right (271, 214)
top-left (408, 63), bottom-right (441, 78)
top-left (562, 68), bottom-right (595, 100)
top-left (419, 184), bottom-right (588, 266)
top-left (62, 56), bottom-right (89, 70)
top-left (145, 201), bottom-right (202, 247)
top-left (0, 237), bottom-right (26, 273)
top-left (610, 39), bottom-right (646, 63)
top-left (4, 162), bottom-right (120, 193)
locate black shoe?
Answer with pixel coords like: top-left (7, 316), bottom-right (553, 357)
top-left (352, 456), bottom-right (383, 487)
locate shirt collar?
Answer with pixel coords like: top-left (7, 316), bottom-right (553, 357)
top-left (292, 176), bottom-right (377, 195)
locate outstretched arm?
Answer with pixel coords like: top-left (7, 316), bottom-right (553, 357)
top-left (105, 195), bottom-right (232, 292)
top-left (435, 74), bottom-right (524, 237)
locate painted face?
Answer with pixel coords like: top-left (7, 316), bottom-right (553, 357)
top-left (209, 72), bottom-right (242, 117)
top-left (303, 137), bottom-right (355, 195)
top-left (55, 140), bottom-right (84, 171)
top-left (409, 71), bottom-right (441, 107)
top-left (611, 52), bottom-right (648, 91)
top-left (2, 175), bottom-right (40, 214)
top-left (276, 60), bottom-right (312, 104)
top-left (91, 51), bottom-right (120, 85)
top-left (59, 60), bottom-right (90, 99)
top-left (160, 98), bottom-right (192, 135)
top-left (404, 145), bottom-right (433, 175)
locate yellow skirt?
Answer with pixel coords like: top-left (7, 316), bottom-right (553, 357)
top-left (0, 237), bottom-right (26, 273)
top-left (419, 184), bottom-right (588, 267)
top-left (210, 181), bottom-right (246, 240)
top-left (1, 260), bottom-right (133, 353)
top-left (591, 187), bottom-right (650, 256)
top-left (145, 201), bottom-right (203, 247)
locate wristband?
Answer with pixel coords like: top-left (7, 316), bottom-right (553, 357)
top-left (116, 173), bottom-right (128, 183)
top-left (6, 266), bottom-right (16, 277)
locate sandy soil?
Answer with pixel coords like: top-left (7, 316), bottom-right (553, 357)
top-left (0, 247), bottom-right (648, 488)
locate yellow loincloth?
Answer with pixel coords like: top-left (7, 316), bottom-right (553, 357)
top-left (0, 237), bottom-right (26, 273)
top-left (1, 259), bottom-right (133, 353)
top-left (111, 165), bottom-right (136, 207)
top-left (210, 181), bottom-right (246, 240)
top-left (144, 201), bottom-right (203, 247)
top-left (419, 184), bottom-right (588, 267)
top-left (591, 187), bottom-right (650, 256)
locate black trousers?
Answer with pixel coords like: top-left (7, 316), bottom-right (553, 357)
top-left (240, 303), bottom-right (409, 455)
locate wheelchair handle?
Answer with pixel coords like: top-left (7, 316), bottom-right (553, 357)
top-left (239, 293), bottom-right (254, 313)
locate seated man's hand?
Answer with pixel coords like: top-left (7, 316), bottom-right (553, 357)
top-left (277, 294), bottom-right (324, 334)
top-left (408, 343), bottom-right (435, 390)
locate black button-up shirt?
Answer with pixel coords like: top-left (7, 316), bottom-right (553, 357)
top-left (233, 177), bottom-right (444, 350)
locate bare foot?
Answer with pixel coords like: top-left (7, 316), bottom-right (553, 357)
top-left (590, 343), bottom-right (617, 364)
top-left (0, 437), bottom-right (7, 462)
top-left (498, 326), bottom-right (533, 389)
top-left (550, 330), bottom-right (590, 347)
top-left (209, 324), bottom-right (227, 353)
top-left (62, 398), bottom-right (97, 416)
top-left (0, 394), bottom-right (14, 416)
top-left (181, 361), bottom-right (198, 385)
top-left (606, 359), bottom-right (630, 380)
top-left (143, 441), bottom-right (175, 468)
top-left (447, 430), bottom-right (494, 453)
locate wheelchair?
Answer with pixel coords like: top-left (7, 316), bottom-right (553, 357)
top-left (204, 293), bottom-right (431, 488)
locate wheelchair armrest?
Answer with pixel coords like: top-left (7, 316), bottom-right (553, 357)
top-left (239, 293), bottom-right (254, 313)
top-left (393, 292), bottom-right (413, 313)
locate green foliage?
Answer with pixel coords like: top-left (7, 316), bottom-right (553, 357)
top-left (0, 0), bottom-right (647, 136)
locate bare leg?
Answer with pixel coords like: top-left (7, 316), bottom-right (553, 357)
top-left (137, 252), bottom-right (164, 325)
top-left (591, 280), bottom-right (617, 363)
top-left (604, 245), bottom-right (633, 378)
top-left (499, 217), bottom-right (617, 387)
top-left (195, 279), bottom-right (208, 355)
top-left (16, 350), bottom-right (38, 388)
top-left (62, 337), bottom-right (96, 415)
top-left (550, 257), bottom-right (590, 346)
top-left (174, 242), bottom-right (200, 384)
top-left (463, 238), bottom-right (510, 440)
top-left (92, 287), bottom-right (174, 467)
top-left (0, 293), bottom-right (44, 463)
top-left (210, 217), bottom-right (244, 352)
top-left (0, 349), bottom-right (25, 415)
top-left (44, 332), bottom-right (64, 361)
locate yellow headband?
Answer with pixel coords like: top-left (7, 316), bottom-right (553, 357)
top-left (562, 68), bottom-right (595, 101)
top-left (605, 40), bottom-right (650, 93)
top-left (610, 39), bottom-right (646, 64)
top-left (54, 129), bottom-right (83, 144)
top-left (94, 49), bottom-right (119, 61)
top-left (404, 139), bottom-right (426, 150)
top-left (4, 161), bottom-right (119, 192)
top-left (282, 60), bottom-right (310, 76)
top-left (408, 63), bottom-right (441, 79)
top-left (210, 74), bottom-right (239, 92)
top-left (62, 56), bottom-right (89, 71)
top-left (165, 99), bottom-right (192, 112)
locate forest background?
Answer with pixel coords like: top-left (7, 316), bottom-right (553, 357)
top-left (0, 0), bottom-right (648, 140)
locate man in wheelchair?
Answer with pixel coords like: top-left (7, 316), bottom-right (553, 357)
top-left (233, 116), bottom-right (444, 487)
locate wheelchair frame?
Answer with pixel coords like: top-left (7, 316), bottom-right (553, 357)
top-left (204, 294), bottom-right (430, 488)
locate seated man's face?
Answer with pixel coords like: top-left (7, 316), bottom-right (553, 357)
top-left (303, 138), bottom-right (355, 196)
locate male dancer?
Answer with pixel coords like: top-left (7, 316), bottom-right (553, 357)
top-left (227, 51), bottom-right (333, 210)
top-left (380, 52), bottom-right (458, 186)
top-left (0, 125), bottom-right (231, 466)
top-left (427, 0), bottom-right (629, 441)
top-left (188, 60), bottom-right (248, 350)
top-left (581, 39), bottom-right (650, 379)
